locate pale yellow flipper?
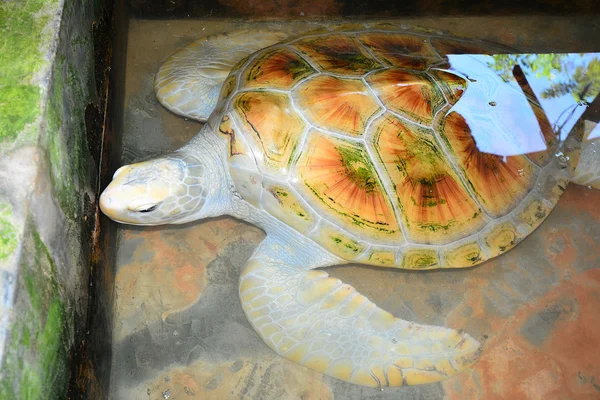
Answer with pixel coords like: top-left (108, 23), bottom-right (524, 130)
top-left (154, 30), bottom-right (288, 121)
top-left (240, 234), bottom-right (481, 387)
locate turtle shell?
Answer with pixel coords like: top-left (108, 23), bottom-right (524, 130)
top-left (212, 24), bottom-right (567, 269)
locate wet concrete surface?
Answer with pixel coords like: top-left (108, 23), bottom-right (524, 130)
top-left (109, 17), bottom-right (600, 399)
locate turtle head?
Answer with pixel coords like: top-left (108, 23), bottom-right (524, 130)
top-left (100, 154), bottom-right (208, 226)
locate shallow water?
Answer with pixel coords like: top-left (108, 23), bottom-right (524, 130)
top-left (108, 17), bottom-right (600, 399)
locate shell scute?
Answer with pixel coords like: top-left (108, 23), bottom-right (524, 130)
top-left (429, 69), bottom-right (467, 105)
top-left (330, 23), bottom-right (367, 32)
top-left (220, 75), bottom-right (237, 99)
top-left (242, 48), bottom-right (316, 90)
top-left (261, 181), bottom-right (317, 235)
top-left (481, 220), bottom-right (521, 258)
top-left (368, 22), bottom-right (404, 31)
top-left (366, 69), bottom-right (445, 125)
top-left (215, 28), bottom-right (570, 269)
top-left (292, 34), bottom-right (383, 76)
top-left (295, 131), bottom-right (402, 243)
top-left (439, 111), bottom-right (536, 217)
top-left (311, 221), bottom-right (366, 260)
top-left (440, 240), bottom-right (485, 268)
top-left (399, 247), bottom-right (440, 270)
top-left (511, 191), bottom-right (552, 234)
top-left (358, 32), bottom-right (439, 70)
top-left (230, 167), bottom-right (263, 209)
top-left (369, 114), bottom-right (485, 244)
top-left (218, 113), bottom-right (250, 158)
top-left (231, 91), bottom-right (305, 175)
top-left (294, 75), bottom-right (382, 137)
top-left (364, 248), bottom-right (397, 267)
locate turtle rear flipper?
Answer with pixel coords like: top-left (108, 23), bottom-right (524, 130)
top-left (240, 234), bottom-right (481, 387)
top-left (154, 30), bottom-right (288, 121)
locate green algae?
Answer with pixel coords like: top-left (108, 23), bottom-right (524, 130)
top-left (0, 0), bottom-right (104, 397)
top-left (0, 85), bottom-right (40, 144)
top-left (44, 19), bottom-right (93, 221)
top-left (0, 227), bottom-right (71, 399)
top-left (0, 0), bottom-right (60, 148)
top-left (46, 58), bottom-right (80, 220)
top-left (0, 202), bottom-right (18, 260)
top-left (0, 0), bottom-right (91, 219)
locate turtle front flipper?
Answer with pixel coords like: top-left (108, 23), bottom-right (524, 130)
top-left (240, 235), bottom-right (481, 387)
top-left (154, 29), bottom-right (288, 121)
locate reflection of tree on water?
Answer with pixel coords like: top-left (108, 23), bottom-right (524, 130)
top-left (487, 52), bottom-right (600, 189)
top-left (444, 52), bottom-right (600, 189)
top-left (489, 54), bottom-right (600, 102)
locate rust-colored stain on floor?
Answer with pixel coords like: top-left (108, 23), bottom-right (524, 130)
top-left (114, 219), bottom-right (263, 342)
top-left (443, 187), bottom-right (600, 400)
top-left (109, 18), bottom-right (600, 400)
top-left (124, 357), bottom-right (334, 400)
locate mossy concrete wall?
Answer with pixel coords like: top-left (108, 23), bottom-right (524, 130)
top-left (0, 0), bottom-right (111, 397)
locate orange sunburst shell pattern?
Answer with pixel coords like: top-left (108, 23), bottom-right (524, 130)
top-left (428, 69), bottom-right (467, 104)
top-left (370, 114), bottom-right (484, 244)
top-left (292, 34), bottom-right (383, 76)
top-left (367, 69), bottom-right (445, 125)
top-left (358, 32), bottom-right (439, 70)
top-left (441, 112), bottom-right (536, 217)
top-left (294, 75), bottom-right (382, 137)
top-left (295, 131), bottom-right (402, 242)
top-left (242, 48), bottom-right (316, 90)
top-left (232, 91), bottom-right (305, 173)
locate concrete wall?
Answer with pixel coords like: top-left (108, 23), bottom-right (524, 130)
top-left (0, 0), bottom-right (111, 397)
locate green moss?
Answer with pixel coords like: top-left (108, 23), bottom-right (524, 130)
top-left (0, 0), bottom-right (60, 148)
top-left (1, 0), bottom-right (92, 218)
top-left (21, 326), bottom-right (31, 347)
top-left (0, 226), bottom-right (70, 398)
top-left (0, 85), bottom-right (40, 143)
top-left (45, 44), bottom-right (90, 221)
top-left (0, 202), bottom-right (18, 260)
top-left (1, 0), bottom-right (99, 397)
top-left (39, 299), bottom-right (66, 374)
top-left (20, 368), bottom-right (42, 400)
top-left (24, 273), bottom-right (43, 315)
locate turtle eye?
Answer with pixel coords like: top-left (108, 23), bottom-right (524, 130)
top-left (134, 204), bottom-right (158, 213)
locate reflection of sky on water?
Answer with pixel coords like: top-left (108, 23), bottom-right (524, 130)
top-left (444, 53), bottom-right (600, 157)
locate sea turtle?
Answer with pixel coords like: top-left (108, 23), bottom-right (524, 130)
top-left (100, 25), bottom-right (594, 387)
